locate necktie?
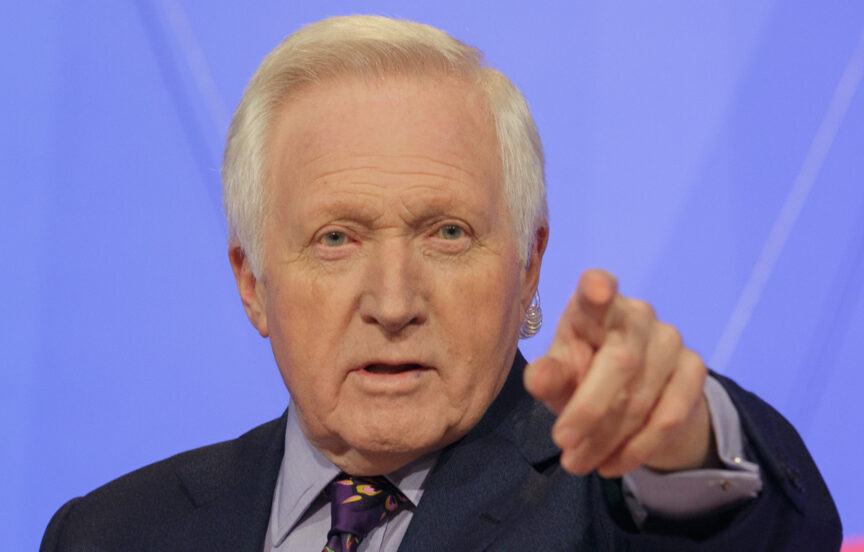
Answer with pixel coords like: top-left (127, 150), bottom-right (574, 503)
top-left (322, 473), bottom-right (409, 552)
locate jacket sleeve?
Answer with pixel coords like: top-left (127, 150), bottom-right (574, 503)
top-left (604, 372), bottom-right (843, 551)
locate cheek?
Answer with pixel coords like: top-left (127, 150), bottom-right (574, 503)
top-left (439, 261), bottom-right (524, 389)
top-left (459, 258), bottom-right (523, 334)
top-left (264, 273), bottom-right (354, 392)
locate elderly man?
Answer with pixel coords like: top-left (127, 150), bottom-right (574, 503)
top-left (42, 15), bottom-right (840, 551)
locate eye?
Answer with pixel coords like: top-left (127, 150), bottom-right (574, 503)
top-left (321, 231), bottom-right (347, 246)
top-left (438, 224), bottom-right (465, 240)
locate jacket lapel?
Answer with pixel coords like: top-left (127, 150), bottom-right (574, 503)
top-left (398, 352), bottom-right (563, 552)
top-left (159, 411), bottom-right (288, 552)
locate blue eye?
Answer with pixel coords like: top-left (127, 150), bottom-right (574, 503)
top-left (438, 225), bottom-right (464, 240)
top-left (322, 231), bottom-right (347, 246)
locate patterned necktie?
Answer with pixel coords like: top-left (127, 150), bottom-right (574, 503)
top-left (322, 473), bottom-right (409, 552)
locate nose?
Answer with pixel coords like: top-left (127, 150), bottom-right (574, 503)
top-left (359, 239), bottom-right (427, 335)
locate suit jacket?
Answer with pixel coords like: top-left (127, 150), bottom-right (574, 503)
top-left (41, 354), bottom-right (842, 551)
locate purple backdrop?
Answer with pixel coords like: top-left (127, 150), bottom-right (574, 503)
top-left (3, 2), bottom-right (862, 549)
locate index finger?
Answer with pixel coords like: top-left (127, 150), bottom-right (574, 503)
top-left (569, 269), bottom-right (620, 346)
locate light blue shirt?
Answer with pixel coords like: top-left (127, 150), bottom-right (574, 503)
top-left (263, 376), bottom-right (761, 551)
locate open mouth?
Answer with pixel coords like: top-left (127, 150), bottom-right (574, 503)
top-left (363, 363), bottom-right (426, 375)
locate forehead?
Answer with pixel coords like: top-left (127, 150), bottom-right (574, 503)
top-left (266, 74), bottom-right (501, 196)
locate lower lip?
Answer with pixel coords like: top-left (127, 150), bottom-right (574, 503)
top-left (350, 366), bottom-right (432, 395)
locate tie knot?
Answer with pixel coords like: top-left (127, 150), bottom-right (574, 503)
top-left (323, 474), bottom-right (409, 551)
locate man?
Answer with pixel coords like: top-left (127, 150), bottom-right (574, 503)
top-left (42, 15), bottom-right (841, 551)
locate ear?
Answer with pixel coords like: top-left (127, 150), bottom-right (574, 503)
top-left (521, 224), bottom-right (549, 311)
top-left (228, 241), bottom-right (269, 337)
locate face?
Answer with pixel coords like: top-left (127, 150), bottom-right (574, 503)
top-left (231, 74), bottom-right (545, 474)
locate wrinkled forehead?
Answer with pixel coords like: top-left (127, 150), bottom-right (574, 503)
top-left (265, 73), bottom-right (501, 183)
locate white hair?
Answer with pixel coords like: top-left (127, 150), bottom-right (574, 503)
top-left (222, 15), bottom-right (547, 275)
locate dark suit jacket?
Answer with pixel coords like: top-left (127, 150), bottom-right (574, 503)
top-left (41, 354), bottom-right (842, 551)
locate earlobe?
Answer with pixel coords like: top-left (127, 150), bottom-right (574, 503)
top-left (228, 243), bottom-right (269, 337)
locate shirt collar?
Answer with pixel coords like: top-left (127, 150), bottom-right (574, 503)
top-left (268, 401), bottom-right (438, 547)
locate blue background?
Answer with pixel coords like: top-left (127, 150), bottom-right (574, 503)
top-left (3, 1), bottom-right (862, 549)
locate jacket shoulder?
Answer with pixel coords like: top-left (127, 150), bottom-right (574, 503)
top-left (40, 415), bottom-right (286, 551)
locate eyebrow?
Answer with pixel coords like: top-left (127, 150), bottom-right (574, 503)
top-left (303, 192), bottom-right (387, 225)
top-left (300, 187), bottom-right (481, 230)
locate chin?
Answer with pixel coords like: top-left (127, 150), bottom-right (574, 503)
top-left (330, 410), bottom-right (461, 470)
top-left (345, 417), bottom-right (451, 453)
top-left (318, 431), bottom-right (438, 476)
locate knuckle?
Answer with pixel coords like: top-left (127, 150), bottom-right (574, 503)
top-left (627, 393), bottom-right (655, 418)
top-left (610, 346), bottom-right (639, 373)
top-left (680, 347), bottom-right (702, 366)
top-left (622, 444), bottom-right (650, 468)
top-left (629, 298), bottom-right (656, 320)
top-left (612, 388), bottom-right (631, 411)
top-left (574, 402), bottom-right (604, 425)
top-left (680, 350), bottom-right (708, 378)
top-left (623, 410), bottom-right (648, 434)
top-left (653, 409), bottom-right (686, 434)
top-left (656, 323), bottom-right (683, 351)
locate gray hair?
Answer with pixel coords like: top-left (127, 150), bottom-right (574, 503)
top-left (222, 15), bottom-right (547, 275)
